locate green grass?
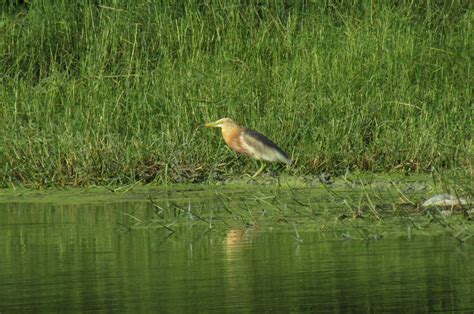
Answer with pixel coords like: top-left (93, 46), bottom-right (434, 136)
top-left (0, 1), bottom-right (472, 187)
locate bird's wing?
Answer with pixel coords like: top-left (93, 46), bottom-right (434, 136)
top-left (241, 129), bottom-right (291, 164)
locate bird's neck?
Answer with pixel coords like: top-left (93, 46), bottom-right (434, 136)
top-left (220, 124), bottom-right (239, 135)
top-left (221, 124), bottom-right (242, 146)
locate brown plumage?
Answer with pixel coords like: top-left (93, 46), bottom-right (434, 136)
top-left (204, 118), bottom-right (291, 177)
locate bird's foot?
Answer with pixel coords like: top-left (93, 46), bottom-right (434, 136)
top-left (246, 177), bottom-right (258, 185)
top-left (318, 172), bottom-right (334, 185)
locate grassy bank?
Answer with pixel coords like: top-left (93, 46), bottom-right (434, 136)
top-left (0, 1), bottom-right (472, 187)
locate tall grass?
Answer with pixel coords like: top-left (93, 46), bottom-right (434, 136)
top-left (0, 1), bottom-right (472, 186)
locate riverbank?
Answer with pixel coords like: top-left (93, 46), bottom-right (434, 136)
top-left (1, 2), bottom-right (472, 187)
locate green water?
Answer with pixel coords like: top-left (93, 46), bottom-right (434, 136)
top-left (1, 197), bottom-right (473, 312)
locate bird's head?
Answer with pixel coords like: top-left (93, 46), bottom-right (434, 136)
top-left (204, 118), bottom-right (236, 128)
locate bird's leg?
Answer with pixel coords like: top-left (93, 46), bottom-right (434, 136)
top-left (252, 160), bottom-right (266, 178)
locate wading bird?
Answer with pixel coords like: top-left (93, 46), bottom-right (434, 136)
top-left (204, 118), bottom-right (291, 178)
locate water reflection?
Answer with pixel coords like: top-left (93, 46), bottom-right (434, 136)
top-left (224, 229), bottom-right (251, 259)
top-left (0, 202), bottom-right (472, 312)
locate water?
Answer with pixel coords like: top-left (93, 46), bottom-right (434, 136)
top-left (1, 188), bottom-right (473, 312)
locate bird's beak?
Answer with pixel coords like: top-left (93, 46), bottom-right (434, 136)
top-left (203, 121), bottom-right (219, 128)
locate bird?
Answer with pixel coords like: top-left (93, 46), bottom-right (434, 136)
top-left (203, 118), bottom-right (291, 178)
